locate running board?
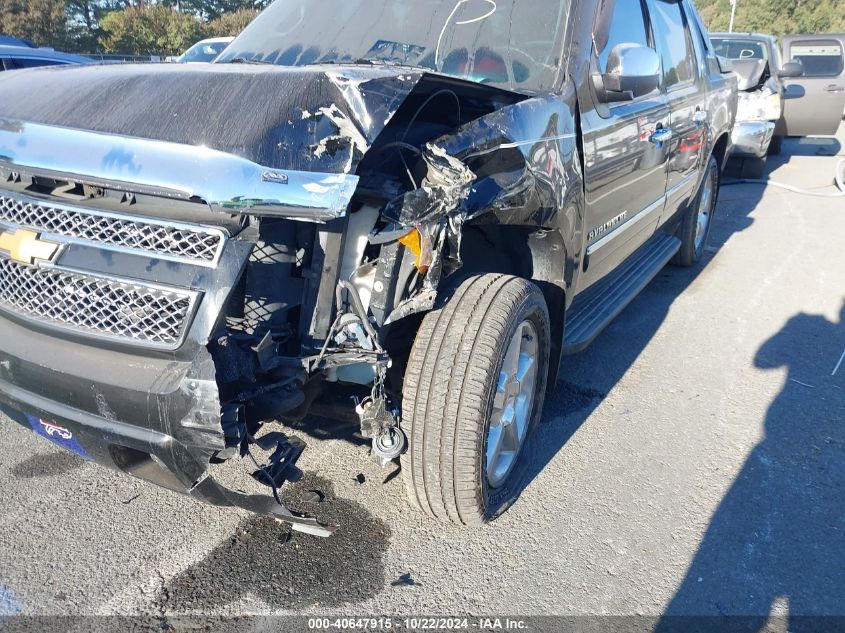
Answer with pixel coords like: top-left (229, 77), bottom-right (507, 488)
top-left (563, 234), bottom-right (682, 354)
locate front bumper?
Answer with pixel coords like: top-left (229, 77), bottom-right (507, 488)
top-left (731, 121), bottom-right (776, 159)
top-left (0, 314), bottom-right (333, 536)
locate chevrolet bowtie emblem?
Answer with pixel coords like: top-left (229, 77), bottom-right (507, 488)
top-left (0, 228), bottom-right (60, 265)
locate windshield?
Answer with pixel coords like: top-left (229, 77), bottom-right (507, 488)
top-left (217, 0), bottom-right (570, 92)
top-left (710, 38), bottom-right (768, 62)
top-left (181, 41), bottom-right (230, 63)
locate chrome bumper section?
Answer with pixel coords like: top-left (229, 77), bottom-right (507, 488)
top-left (0, 118), bottom-right (358, 221)
top-left (730, 120), bottom-right (776, 159)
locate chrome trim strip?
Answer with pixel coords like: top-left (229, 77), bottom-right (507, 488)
top-left (0, 258), bottom-right (200, 351)
top-left (586, 196), bottom-right (666, 257)
top-left (0, 190), bottom-right (228, 268)
top-left (0, 119), bottom-right (359, 222)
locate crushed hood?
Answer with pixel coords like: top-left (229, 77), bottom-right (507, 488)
top-left (0, 62), bottom-right (426, 174)
top-left (731, 58), bottom-right (768, 91)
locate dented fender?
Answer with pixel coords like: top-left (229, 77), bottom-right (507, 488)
top-left (379, 82), bottom-right (585, 306)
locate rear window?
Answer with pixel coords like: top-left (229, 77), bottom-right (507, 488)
top-left (711, 38), bottom-right (768, 61)
top-left (790, 40), bottom-right (844, 78)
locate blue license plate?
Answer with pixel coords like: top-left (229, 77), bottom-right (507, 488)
top-left (25, 415), bottom-right (91, 460)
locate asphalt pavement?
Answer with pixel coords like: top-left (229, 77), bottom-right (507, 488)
top-left (1, 124), bottom-right (844, 624)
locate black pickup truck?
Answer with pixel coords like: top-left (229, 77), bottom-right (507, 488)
top-left (0, 0), bottom-right (735, 535)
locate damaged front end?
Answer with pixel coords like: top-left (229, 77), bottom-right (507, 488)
top-left (0, 61), bottom-right (578, 533)
top-left (730, 58), bottom-right (782, 158)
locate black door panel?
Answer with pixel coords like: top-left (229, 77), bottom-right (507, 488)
top-left (581, 99), bottom-right (671, 287)
top-left (647, 0), bottom-right (708, 222)
top-left (580, 0), bottom-right (670, 290)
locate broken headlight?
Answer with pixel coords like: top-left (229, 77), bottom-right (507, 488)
top-left (736, 87), bottom-right (782, 123)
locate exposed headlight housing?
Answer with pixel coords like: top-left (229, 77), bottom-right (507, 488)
top-left (736, 87), bottom-right (782, 123)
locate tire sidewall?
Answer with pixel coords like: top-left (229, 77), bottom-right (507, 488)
top-left (480, 290), bottom-right (551, 521)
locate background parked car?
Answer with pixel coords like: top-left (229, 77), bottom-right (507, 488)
top-left (779, 34), bottom-right (845, 129)
top-left (176, 36), bottom-right (234, 63)
top-left (710, 33), bottom-right (803, 176)
top-left (0, 45), bottom-right (92, 71)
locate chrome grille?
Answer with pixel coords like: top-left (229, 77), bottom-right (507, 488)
top-left (0, 192), bottom-right (225, 265)
top-left (0, 259), bottom-right (195, 348)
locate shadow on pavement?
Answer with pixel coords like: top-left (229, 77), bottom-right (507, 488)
top-left (10, 451), bottom-right (84, 479)
top-left (518, 159), bottom-right (766, 505)
top-left (654, 303), bottom-right (845, 631)
top-left (775, 136), bottom-right (841, 158)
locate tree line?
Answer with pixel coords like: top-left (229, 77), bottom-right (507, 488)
top-left (697, 0), bottom-right (844, 36)
top-left (2, 0), bottom-right (844, 57)
top-left (0, 0), bottom-right (270, 56)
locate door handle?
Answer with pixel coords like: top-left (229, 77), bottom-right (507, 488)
top-left (693, 110), bottom-right (708, 125)
top-left (650, 127), bottom-right (673, 144)
top-left (826, 84), bottom-right (845, 93)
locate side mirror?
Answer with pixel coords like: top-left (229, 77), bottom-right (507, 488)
top-left (778, 60), bottom-right (804, 79)
top-left (602, 43), bottom-right (661, 101)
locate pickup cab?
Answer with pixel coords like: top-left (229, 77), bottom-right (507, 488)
top-left (779, 34), bottom-right (845, 135)
top-left (0, 0), bottom-right (736, 535)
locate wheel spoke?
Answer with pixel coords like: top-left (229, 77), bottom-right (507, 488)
top-left (485, 424), bottom-right (505, 480)
top-left (502, 410), bottom-right (520, 452)
top-left (485, 319), bottom-right (540, 489)
top-left (515, 352), bottom-right (536, 386)
top-left (512, 394), bottom-right (529, 441)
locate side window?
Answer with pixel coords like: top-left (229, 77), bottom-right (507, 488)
top-left (596, 0), bottom-right (650, 74)
top-left (789, 40), bottom-right (844, 78)
top-left (645, 0), bottom-right (695, 88)
top-left (684, 0), bottom-right (722, 76)
top-left (10, 58), bottom-right (64, 69)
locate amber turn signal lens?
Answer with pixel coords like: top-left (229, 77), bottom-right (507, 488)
top-left (398, 228), bottom-right (430, 273)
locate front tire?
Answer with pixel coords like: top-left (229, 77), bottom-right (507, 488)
top-left (401, 274), bottom-right (550, 525)
top-left (674, 155), bottom-right (719, 267)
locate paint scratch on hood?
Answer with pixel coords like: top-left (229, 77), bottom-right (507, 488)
top-left (312, 104), bottom-right (371, 173)
top-left (326, 71), bottom-right (374, 132)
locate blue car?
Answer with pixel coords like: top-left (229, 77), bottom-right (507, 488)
top-left (0, 35), bottom-right (36, 47)
top-left (0, 45), bottom-right (91, 71)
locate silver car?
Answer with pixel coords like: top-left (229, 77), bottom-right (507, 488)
top-left (712, 32), bottom-right (845, 177)
top-left (710, 33), bottom-right (802, 176)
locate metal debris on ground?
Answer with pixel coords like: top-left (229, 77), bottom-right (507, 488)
top-left (302, 490), bottom-right (325, 504)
